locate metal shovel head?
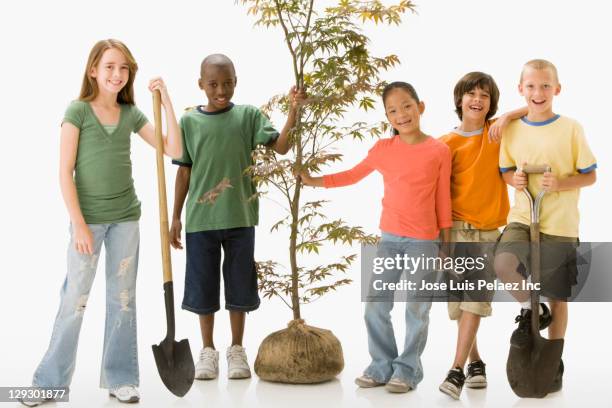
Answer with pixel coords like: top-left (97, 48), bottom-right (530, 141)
top-left (507, 335), bottom-right (564, 398)
top-left (152, 337), bottom-right (195, 397)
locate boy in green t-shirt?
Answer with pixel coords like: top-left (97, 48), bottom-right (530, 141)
top-left (494, 59), bottom-right (597, 392)
top-left (171, 54), bottom-right (304, 380)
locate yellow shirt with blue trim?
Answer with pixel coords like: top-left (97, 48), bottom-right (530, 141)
top-left (499, 115), bottom-right (597, 237)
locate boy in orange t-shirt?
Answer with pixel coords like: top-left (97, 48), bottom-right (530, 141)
top-left (437, 72), bottom-right (526, 400)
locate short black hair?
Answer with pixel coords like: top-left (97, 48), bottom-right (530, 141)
top-left (200, 54), bottom-right (235, 78)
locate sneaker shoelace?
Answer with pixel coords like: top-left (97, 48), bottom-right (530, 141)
top-left (445, 369), bottom-right (465, 387)
top-left (200, 349), bottom-right (217, 366)
top-left (228, 349), bottom-right (247, 364)
top-left (467, 360), bottom-right (486, 377)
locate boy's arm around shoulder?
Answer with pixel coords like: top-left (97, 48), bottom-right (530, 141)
top-left (489, 106), bottom-right (528, 142)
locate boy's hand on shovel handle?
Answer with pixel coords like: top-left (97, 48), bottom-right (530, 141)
top-left (541, 171), bottom-right (559, 192)
top-left (513, 167), bottom-right (528, 191)
top-left (170, 218), bottom-right (183, 250)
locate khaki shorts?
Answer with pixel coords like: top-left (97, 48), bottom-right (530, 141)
top-left (495, 222), bottom-right (579, 299)
top-left (447, 221), bottom-right (500, 320)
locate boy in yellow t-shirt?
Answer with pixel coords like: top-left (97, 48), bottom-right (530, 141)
top-left (438, 72), bottom-right (526, 400)
top-left (494, 59), bottom-right (597, 392)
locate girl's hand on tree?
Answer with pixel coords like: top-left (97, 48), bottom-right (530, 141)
top-left (148, 77), bottom-right (171, 107)
top-left (298, 170), bottom-right (313, 186)
top-left (73, 222), bottom-right (94, 255)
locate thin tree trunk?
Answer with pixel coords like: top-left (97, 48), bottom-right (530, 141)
top-left (289, 179), bottom-right (302, 320)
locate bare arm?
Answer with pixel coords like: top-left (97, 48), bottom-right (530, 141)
top-left (170, 166), bottom-right (191, 249)
top-left (59, 122), bottom-right (94, 254)
top-left (138, 77), bottom-right (183, 159)
top-left (542, 170), bottom-right (596, 192)
top-left (271, 86), bottom-right (306, 155)
top-left (299, 171), bottom-right (325, 187)
top-left (489, 106), bottom-right (529, 142)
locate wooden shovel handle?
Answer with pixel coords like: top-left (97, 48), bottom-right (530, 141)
top-left (153, 91), bottom-right (173, 284)
top-left (520, 164), bottom-right (551, 174)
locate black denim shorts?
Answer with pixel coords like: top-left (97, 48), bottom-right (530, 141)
top-left (182, 226), bottom-right (260, 315)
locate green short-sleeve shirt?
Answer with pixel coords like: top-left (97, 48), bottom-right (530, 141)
top-left (173, 104), bottom-right (279, 232)
top-left (63, 100), bottom-right (148, 224)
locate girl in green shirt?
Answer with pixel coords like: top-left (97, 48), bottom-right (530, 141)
top-left (23, 39), bottom-right (182, 406)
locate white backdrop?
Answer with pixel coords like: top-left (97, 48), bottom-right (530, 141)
top-left (1, 0), bottom-right (610, 407)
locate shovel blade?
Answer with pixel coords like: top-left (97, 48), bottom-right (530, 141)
top-left (507, 336), bottom-right (564, 398)
top-left (152, 338), bottom-right (195, 397)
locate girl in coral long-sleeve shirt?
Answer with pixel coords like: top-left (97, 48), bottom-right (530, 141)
top-left (300, 82), bottom-right (451, 392)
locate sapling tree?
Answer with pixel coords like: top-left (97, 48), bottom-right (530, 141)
top-left (241, 0), bottom-right (414, 318)
top-left (238, 0), bottom-right (415, 383)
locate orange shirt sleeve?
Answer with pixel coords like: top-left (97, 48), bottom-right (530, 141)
top-left (435, 145), bottom-right (453, 229)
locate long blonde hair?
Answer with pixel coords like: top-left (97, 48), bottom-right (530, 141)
top-left (79, 39), bottom-right (138, 104)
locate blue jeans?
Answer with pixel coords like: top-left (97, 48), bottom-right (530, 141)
top-left (33, 221), bottom-right (140, 389)
top-left (364, 232), bottom-right (438, 387)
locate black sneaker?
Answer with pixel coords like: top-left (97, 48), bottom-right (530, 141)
top-left (510, 304), bottom-right (552, 349)
top-left (465, 360), bottom-right (487, 388)
top-left (439, 367), bottom-right (465, 400)
top-left (549, 359), bottom-right (564, 393)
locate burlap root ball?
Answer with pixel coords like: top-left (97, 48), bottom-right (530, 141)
top-left (254, 319), bottom-right (344, 383)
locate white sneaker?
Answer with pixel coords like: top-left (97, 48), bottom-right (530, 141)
top-left (226, 345), bottom-right (251, 379)
top-left (19, 398), bottom-right (46, 407)
top-left (385, 378), bottom-right (412, 393)
top-left (354, 375), bottom-right (385, 388)
top-left (18, 387), bottom-right (54, 406)
top-left (195, 347), bottom-right (219, 380)
top-left (109, 385), bottom-right (140, 403)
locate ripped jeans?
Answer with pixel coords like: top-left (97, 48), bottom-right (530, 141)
top-left (33, 221), bottom-right (140, 389)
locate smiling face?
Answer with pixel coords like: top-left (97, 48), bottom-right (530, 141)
top-left (199, 63), bottom-right (236, 111)
top-left (89, 47), bottom-right (130, 96)
top-left (460, 86), bottom-right (491, 125)
top-left (384, 88), bottom-right (424, 136)
top-left (519, 66), bottom-right (561, 119)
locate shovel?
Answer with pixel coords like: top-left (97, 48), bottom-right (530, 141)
top-left (506, 164), bottom-right (563, 398)
top-left (151, 90), bottom-right (195, 397)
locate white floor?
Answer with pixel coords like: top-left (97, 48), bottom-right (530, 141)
top-left (4, 274), bottom-right (610, 408)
